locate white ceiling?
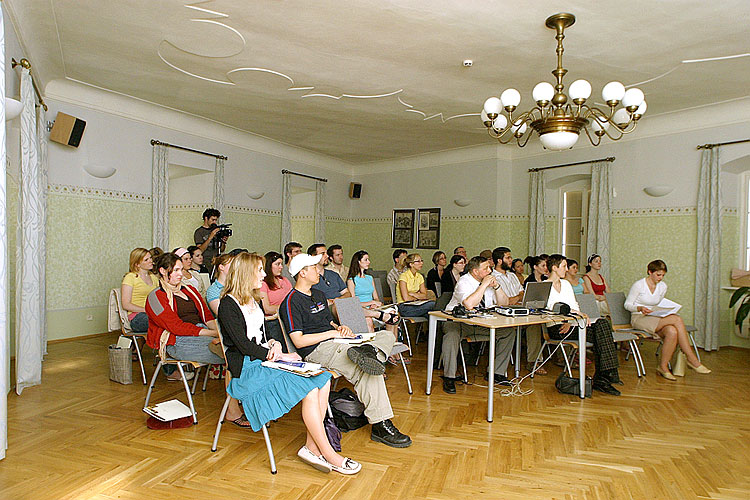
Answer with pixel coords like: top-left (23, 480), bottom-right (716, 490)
top-left (7, 0), bottom-right (750, 164)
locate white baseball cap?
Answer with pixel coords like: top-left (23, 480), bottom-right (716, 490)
top-left (289, 253), bottom-right (322, 277)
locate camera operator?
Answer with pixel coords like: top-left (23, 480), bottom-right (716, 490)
top-left (194, 208), bottom-right (231, 268)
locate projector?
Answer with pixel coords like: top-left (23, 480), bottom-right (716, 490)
top-left (497, 306), bottom-right (529, 317)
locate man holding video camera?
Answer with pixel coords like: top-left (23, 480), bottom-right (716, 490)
top-left (194, 208), bottom-right (231, 268)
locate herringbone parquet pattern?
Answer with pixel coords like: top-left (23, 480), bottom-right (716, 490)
top-left (2, 334), bottom-right (749, 500)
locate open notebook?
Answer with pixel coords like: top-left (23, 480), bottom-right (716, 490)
top-left (143, 399), bottom-right (193, 422)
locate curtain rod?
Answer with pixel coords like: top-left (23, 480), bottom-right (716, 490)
top-left (10, 58), bottom-right (48, 111)
top-left (281, 169), bottom-right (328, 182)
top-left (528, 156), bottom-right (615, 172)
top-left (697, 138), bottom-right (750, 150)
top-left (150, 139), bottom-right (227, 160)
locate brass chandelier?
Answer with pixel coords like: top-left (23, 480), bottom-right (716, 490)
top-left (481, 13), bottom-right (646, 150)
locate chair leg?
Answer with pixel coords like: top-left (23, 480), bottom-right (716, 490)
top-left (400, 319), bottom-right (413, 356)
top-left (131, 335), bottom-right (147, 385)
top-left (475, 342), bottom-right (485, 367)
top-left (191, 366), bottom-right (201, 395)
top-left (689, 333), bottom-right (701, 363)
top-left (531, 341), bottom-right (548, 378)
top-left (400, 355), bottom-right (413, 395)
top-left (327, 403), bottom-right (334, 419)
top-left (628, 340), bottom-right (642, 377)
top-left (211, 395), bottom-right (232, 452)
top-left (561, 345), bottom-right (573, 377)
top-left (261, 424), bottom-right (277, 474)
top-left (632, 341), bottom-right (646, 376)
top-left (202, 365), bottom-right (210, 392)
top-left (144, 360), bottom-right (163, 409)
top-left (177, 363), bottom-right (198, 424)
top-left (459, 343), bottom-right (468, 383)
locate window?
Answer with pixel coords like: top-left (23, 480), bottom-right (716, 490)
top-left (743, 172), bottom-right (750, 269)
top-left (560, 182), bottom-right (590, 265)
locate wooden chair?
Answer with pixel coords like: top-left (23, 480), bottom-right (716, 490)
top-left (531, 314), bottom-right (594, 378)
top-left (109, 288), bottom-right (147, 385)
top-left (334, 297), bottom-right (412, 394)
top-left (604, 292), bottom-right (656, 376)
top-left (210, 323), bottom-right (277, 474)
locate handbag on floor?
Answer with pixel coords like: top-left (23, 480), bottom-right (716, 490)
top-left (555, 371), bottom-right (592, 398)
top-left (329, 388), bottom-right (368, 431)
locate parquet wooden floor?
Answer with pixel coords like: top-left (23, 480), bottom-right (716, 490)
top-left (2, 334), bottom-right (749, 500)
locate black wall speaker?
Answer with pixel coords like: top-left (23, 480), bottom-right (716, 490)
top-left (50, 112), bottom-right (86, 148)
top-left (349, 182), bottom-right (362, 199)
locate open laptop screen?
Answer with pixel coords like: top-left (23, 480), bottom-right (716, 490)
top-left (522, 281), bottom-right (552, 309)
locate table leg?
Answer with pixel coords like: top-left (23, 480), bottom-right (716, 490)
top-left (515, 326), bottom-right (521, 378)
top-left (488, 327), bottom-right (495, 422)
top-left (579, 324), bottom-right (586, 399)
top-left (426, 314), bottom-right (437, 395)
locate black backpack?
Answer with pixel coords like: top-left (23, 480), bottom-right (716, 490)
top-left (328, 388), bottom-right (368, 432)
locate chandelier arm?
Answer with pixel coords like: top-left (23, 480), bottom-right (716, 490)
top-left (516, 130), bottom-right (534, 147)
top-left (581, 124), bottom-right (602, 147)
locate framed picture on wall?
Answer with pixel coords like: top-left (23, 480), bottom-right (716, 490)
top-left (392, 209), bottom-right (415, 248)
top-left (417, 208), bottom-right (440, 249)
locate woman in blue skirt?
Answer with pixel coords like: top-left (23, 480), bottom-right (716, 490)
top-left (218, 252), bottom-right (361, 475)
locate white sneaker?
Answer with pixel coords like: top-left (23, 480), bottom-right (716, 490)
top-left (297, 446), bottom-right (332, 473)
top-left (328, 457), bottom-right (362, 475)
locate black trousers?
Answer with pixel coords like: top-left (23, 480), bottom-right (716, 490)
top-left (547, 318), bottom-right (619, 372)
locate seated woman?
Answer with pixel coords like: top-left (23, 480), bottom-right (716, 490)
top-left (582, 254), bottom-right (611, 314)
top-left (173, 247), bottom-right (207, 297)
top-left (396, 254), bottom-right (436, 318)
top-left (544, 254), bottom-right (623, 395)
top-left (259, 251), bottom-right (294, 348)
top-left (625, 259), bottom-right (710, 379)
top-left (425, 251), bottom-right (447, 296)
top-left (565, 258), bottom-right (585, 294)
top-left (218, 252), bottom-right (360, 474)
top-left (121, 248), bottom-right (158, 333)
top-left (149, 247), bottom-right (164, 261)
top-left (346, 250), bottom-right (399, 334)
top-left (146, 253), bottom-right (226, 387)
top-left (440, 254), bottom-right (467, 294)
top-left (206, 253), bottom-right (236, 316)
top-left (523, 255), bottom-right (548, 286)
top-left (187, 245), bottom-right (209, 274)
top-left (512, 258), bottom-right (526, 284)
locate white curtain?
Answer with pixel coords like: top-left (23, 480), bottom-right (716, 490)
top-left (528, 170), bottom-right (545, 255)
top-left (694, 147), bottom-right (721, 351)
top-left (314, 180), bottom-right (326, 243)
top-left (36, 108), bottom-right (48, 356)
top-left (586, 161), bottom-right (612, 279)
top-left (280, 172), bottom-right (292, 250)
top-left (0, 6), bottom-right (9, 459)
top-left (212, 156), bottom-right (225, 216)
top-left (151, 144), bottom-right (169, 249)
top-left (15, 68), bottom-right (46, 394)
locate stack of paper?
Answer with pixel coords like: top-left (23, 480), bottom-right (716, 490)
top-left (648, 299), bottom-right (682, 318)
top-left (143, 399), bottom-right (193, 422)
top-left (261, 360), bottom-right (325, 377)
top-left (332, 332), bottom-right (377, 344)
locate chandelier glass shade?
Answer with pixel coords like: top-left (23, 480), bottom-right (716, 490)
top-left (481, 13), bottom-right (646, 150)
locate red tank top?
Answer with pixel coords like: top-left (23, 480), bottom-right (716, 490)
top-left (587, 275), bottom-right (607, 295)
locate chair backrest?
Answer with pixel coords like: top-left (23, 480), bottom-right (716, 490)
top-left (435, 282), bottom-right (442, 298)
top-left (214, 322), bottom-right (232, 383)
top-left (109, 287), bottom-right (132, 334)
top-left (576, 293), bottom-right (601, 321)
top-left (435, 292), bottom-right (453, 312)
top-left (372, 276), bottom-right (385, 303)
top-left (605, 292), bottom-right (631, 326)
top-left (277, 316), bottom-right (298, 354)
top-left (389, 280), bottom-right (398, 304)
top-left (197, 273), bottom-right (211, 297)
top-left (333, 297), bottom-right (371, 333)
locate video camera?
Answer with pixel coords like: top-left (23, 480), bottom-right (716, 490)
top-left (209, 223), bottom-right (232, 248)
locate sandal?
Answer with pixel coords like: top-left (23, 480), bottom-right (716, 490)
top-left (229, 414), bottom-right (252, 428)
top-left (378, 310), bottom-right (400, 326)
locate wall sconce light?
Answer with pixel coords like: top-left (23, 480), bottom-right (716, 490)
top-left (247, 191), bottom-right (265, 200)
top-left (5, 98), bottom-right (23, 121)
top-left (83, 164), bottom-right (117, 178)
top-left (643, 185), bottom-right (674, 197)
top-left (454, 198), bottom-right (472, 207)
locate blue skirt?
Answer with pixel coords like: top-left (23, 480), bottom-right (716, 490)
top-left (227, 358), bottom-right (332, 432)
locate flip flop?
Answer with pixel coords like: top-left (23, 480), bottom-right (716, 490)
top-left (229, 414), bottom-right (252, 428)
top-left (378, 310), bottom-right (400, 326)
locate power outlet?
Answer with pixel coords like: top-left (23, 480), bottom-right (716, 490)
top-left (86, 315), bottom-right (93, 321)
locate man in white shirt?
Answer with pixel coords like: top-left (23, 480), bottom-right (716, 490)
top-left (386, 249), bottom-right (408, 300)
top-left (441, 256), bottom-right (515, 394)
top-left (492, 246), bottom-right (544, 373)
top-left (325, 244), bottom-right (349, 282)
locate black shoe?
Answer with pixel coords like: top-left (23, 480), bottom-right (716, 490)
top-left (484, 373), bottom-right (512, 386)
top-left (593, 378), bottom-right (621, 396)
top-left (347, 344), bottom-right (385, 375)
top-left (442, 376), bottom-right (456, 394)
top-left (371, 419), bottom-right (412, 448)
top-left (605, 370), bottom-right (624, 386)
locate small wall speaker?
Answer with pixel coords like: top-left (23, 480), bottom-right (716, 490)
top-left (349, 182), bottom-right (362, 199)
top-left (50, 112), bottom-right (86, 147)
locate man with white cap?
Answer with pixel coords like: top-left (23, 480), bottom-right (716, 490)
top-left (280, 253), bottom-right (412, 448)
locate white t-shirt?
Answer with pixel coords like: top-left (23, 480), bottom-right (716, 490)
top-left (445, 274), bottom-right (496, 311)
top-left (229, 294), bottom-right (266, 344)
top-left (625, 278), bottom-right (667, 312)
top-left (491, 269), bottom-right (523, 297)
top-left (546, 279), bottom-right (580, 311)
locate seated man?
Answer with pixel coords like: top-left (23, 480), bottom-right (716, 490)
top-left (282, 241), bottom-right (303, 285)
top-left (441, 256), bottom-right (515, 394)
top-left (386, 249), bottom-right (408, 300)
top-left (325, 244), bottom-right (349, 282)
top-left (280, 254), bottom-right (412, 448)
top-left (308, 243), bottom-right (351, 305)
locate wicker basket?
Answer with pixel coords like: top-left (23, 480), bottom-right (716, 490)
top-left (108, 345), bottom-right (133, 385)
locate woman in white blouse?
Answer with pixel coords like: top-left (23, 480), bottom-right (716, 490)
top-left (625, 260), bottom-right (710, 380)
top-left (546, 254), bottom-right (622, 395)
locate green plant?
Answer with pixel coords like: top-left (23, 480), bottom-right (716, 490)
top-left (729, 287), bottom-right (750, 331)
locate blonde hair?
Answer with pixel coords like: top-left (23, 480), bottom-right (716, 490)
top-left (129, 248), bottom-right (151, 273)
top-left (404, 253), bottom-right (422, 270)
top-left (222, 252), bottom-right (264, 305)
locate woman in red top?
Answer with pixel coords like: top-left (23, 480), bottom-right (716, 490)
top-left (582, 254), bottom-right (611, 315)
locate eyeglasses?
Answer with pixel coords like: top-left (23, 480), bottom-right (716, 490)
top-left (412, 260), bottom-right (423, 263)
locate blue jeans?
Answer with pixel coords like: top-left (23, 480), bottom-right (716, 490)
top-left (129, 312), bottom-right (148, 333)
top-left (166, 335), bottom-right (225, 365)
top-left (398, 301), bottom-right (435, 319)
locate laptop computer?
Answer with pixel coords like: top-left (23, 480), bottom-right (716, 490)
top-left (522, 281), bottom-right (552, 309)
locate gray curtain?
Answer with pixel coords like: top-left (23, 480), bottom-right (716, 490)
top-left (151, 144), bottom-right (169, 249)
top-left (15, 68), bottom-right (46, 395)
top-left (586, 161), bottom-right (612, 279)
top-left (314, 180), bottom-right (326, 243)
top-left (36, 108), bottom-right (48, 356)
top-left (212, 156), bottom-right (225, 216)
top-left (694, 147), bottom-right (721, 351)
top-left (528, 170), bottom-right (545, 255)
top-left (280, 172), bottom-right (292, 250)
top-left (1, 7), bottom-right (9, 459)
